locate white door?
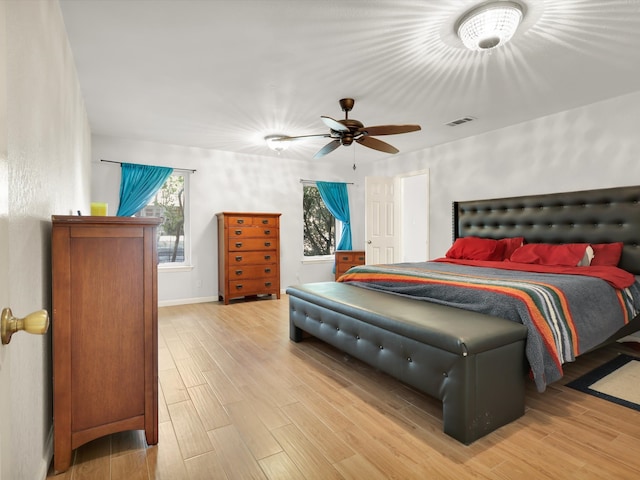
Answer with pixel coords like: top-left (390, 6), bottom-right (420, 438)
top-left (0, 167), bottom-right (7, 480)
top-left (0, 176), bottom-right (7, 480)
top-left (365, 176), bottom-right (397, 264)
top-left (0, 0), bottom-right (10, 472)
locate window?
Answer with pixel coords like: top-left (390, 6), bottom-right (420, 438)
top-left (303, 184), bottom-right (337, 257)
top-left (136, 172), bottom-right (189, 265)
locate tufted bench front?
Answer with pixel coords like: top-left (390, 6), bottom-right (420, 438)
top-left (287, 282), bottom-right (529, 444)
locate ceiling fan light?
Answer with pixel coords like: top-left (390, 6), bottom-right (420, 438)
top-left (264, 135), bottom-right (290, 153)
top-left (456, 1), bottom-right (524, 51)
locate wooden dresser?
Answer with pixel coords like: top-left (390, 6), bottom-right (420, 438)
top-left (335, 250), bottom-right (366, 280)
top-left (51, 216), bottom-right (161, 473)
top-left (217, 212), bottom-right (281, 304)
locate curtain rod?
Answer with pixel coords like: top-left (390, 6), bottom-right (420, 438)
top-left (299, 179), bottom-right (353, 185)
top-left (100, 159), bottom-right (196, 174)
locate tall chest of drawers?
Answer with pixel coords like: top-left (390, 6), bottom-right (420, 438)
top-left (217, 212), bottom-right (281, 304)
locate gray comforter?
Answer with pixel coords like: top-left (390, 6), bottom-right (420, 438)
top-left (338, 261), bottom-right (640, 391)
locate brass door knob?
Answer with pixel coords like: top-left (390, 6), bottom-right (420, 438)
top-left (1, 308), bottom-right (50, 345)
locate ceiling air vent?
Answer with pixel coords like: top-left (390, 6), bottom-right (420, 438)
top-left (445, 116), bottom-right (476, 127)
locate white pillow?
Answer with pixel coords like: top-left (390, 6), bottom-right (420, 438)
top-left (577, 245), bottom-right (595, 267)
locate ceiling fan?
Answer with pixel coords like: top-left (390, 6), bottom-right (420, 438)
top-left (278, 98), bottom-right (421, 159)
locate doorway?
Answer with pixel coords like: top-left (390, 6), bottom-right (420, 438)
top-left (365, 170), bottom-right (429, 264)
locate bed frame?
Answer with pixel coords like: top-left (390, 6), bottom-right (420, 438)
top-left (287, 185), bottom-right (640, 444)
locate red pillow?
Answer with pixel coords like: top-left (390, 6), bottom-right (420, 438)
top-left (509, 243), bottom-right (590, 266)
top-left (498, 237), bottom-right (524, 260)
top-left (590, 242), bottom-right (623, 266)
top-left (446, 237), bottom-right (504, 261)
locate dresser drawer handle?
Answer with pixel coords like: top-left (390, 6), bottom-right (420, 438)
top-left (262, 219), bottom-right (268, 224)
top-left (264, 242), bottom-right (271, 247)
top-left (264, 255), bottom-right (271, 260)
top-left (264, 282), bottom-right (272, 287)
top-left (264, 230), bottom-right (271, 235)
top-left (341, 256), bottom-right (349, 261)
top-left (235, 270), bottom-right (243, 275)
top-left (235, 256), bottom-right (243, 261)
top-left (236, 219), bottom-right (244, 224)
top-left (235, 242), bottom-right (243, 248)
top-left (235, 230), bottom-right (242, 235)
top-left (264, 268), bottom-right (271, 273)
top-left (235, 284), bottom-right (243, 290)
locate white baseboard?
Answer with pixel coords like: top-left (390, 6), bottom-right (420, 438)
top-left (158, 295), bottom-right (219, 307)
top-left (158, 290), bottom-right (287, 307)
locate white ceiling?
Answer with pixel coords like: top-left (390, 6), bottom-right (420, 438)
top-left (59, 0), bottom-right (640, 164)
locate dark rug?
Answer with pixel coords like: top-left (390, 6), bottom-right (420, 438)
top-left (566, 354), bottom-right (640, 412)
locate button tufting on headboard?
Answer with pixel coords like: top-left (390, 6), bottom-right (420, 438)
top-left (453, 185), bottom-right (640, 275)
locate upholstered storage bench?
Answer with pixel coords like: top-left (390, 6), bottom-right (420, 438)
top-left (287, 282), bottom-right (529, 444)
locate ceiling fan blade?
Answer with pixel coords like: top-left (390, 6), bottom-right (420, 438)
top-left (358, 124), bottom-right (421, 136)
top-left (356, 136), bottom-right (399, 154)
top-left (321, 116), bottom-right (349, 132)
top-left (276, 133), bottom-right (331, 142)
top-left (313, 140), bottom-right (341, 159)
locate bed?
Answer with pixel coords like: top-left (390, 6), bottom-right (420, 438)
top-left (287, 185), bottom-right (640, 444)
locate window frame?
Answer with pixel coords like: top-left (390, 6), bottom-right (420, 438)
top-left (136, 171), bottom-right (192, 270)
top-left (302, 183), bottom-right (341, 262)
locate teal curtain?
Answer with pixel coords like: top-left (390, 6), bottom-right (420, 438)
top-left (116, 163), bottom-right (173, 217)
top-left (316, 181), bottom-right (352, 251)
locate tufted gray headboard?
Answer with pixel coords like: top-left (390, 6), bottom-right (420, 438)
top-left (453, 185), bottom-right (640, 275)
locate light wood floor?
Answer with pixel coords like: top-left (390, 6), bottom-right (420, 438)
top-left (48, 295), bottom-right (640, 479)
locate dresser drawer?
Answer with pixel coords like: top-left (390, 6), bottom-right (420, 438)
top-left (227, 251), bottom-right (277, 266)
top-left (229, 278), bottom-right (279, 294)
top-left (228, 264), bottom-right (277, 279)
top-left (336, 251), bottom-right (365, 263)
top-left (336, 265), bottom-right (356, 275)
top-left (228, 238), bottom-right (277, 251)
top-left (226, 215), bottom-right (279, 227)
top-left (226, 215), bottom-right (253, 226)
top-left (228, 226), bottom-right (278, 238)
top-left (250, 216), bottom-right (278, 227)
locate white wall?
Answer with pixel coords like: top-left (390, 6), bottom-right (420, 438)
top-left (399, 172), bottom-right (429, 262)
top-left (2, 1), bottom-right (91, 479)
top-left (91, 136), bottom-right (361, 305)
top-left (92, 90), bottom-right (640, 305)
top-left (360, 90), bottom-right (640, 260)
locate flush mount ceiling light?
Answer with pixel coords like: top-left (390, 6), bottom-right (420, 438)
top-left (456, 1), bottom-right (524, 51)
top-left (264, 135), bottom-right (290, 153)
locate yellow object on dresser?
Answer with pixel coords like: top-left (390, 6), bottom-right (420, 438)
top-left (217, 212), bottom-right (281, 304)
top-left (335, 250), bottom-right (366, 280)
top-left (89, 202), bottom-right (108, 216)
